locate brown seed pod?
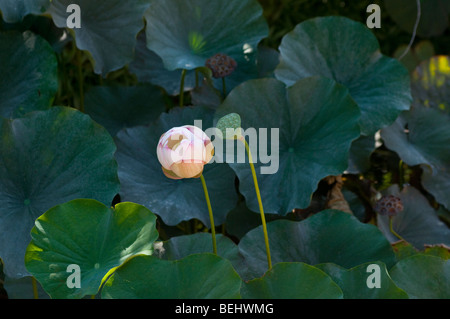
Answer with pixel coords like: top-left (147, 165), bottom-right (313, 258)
top-left (374, 195), bottom-right (404, 217)
top-left (205, 53), bottom-right (237, 78)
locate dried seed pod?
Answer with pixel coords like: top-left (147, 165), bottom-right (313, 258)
top-left (205, 53), bottom-right (237, 78)
top-left (374, 195), bottom-right (404, 217)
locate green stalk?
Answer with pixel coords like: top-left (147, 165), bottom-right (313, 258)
top-left (200, 174), bottom-right (217, 255)
top-left (389, 216), bottom-right (406, 242)
top-left (32, 277), bottom-right (39, 299)
top-left (179, 69), bottom-right (187, 107)
top-left (242, 138), bottom-right (272, 270)
top-left (222, 77), bottom-right (227, 97)
top-left (398, 160), bottom-right (404, 190)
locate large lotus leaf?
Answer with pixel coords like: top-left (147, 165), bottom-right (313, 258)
top-left (215, 77), bottom-right (360, 215)
top-left (275, 16), bottom-right (412, 136)
top-left (0, 31), bottom-right (58, 118)
top-left (390, 254), bottom-right (450, 299)
top-left (316, 262), bottom-right (409, 299)
top-left (238, 210), bottom-right (396, 280)
top-left (0, 106), bottom-right (120, 279)
top-left (114, 106), bottom-right (238, 227)
top-left (241, 262), bottom-right (343, 299)
top-left (25, 199), bottom-right (158, 299)
top-left (101, 253), bottom-right (242, 299)
top-left (84, 84), bottom-right (166, 137)
top-left (385, 0), bottom-right (450, 37)
top-left (144, 0), bottom-right (268, 72)
top-left (377, 185), bottom-right (450, 249)
top-left (411, 55), bottom-right (450, 115)
top-left (0, 0), bottom-right (50, 23)
top-left (380, 106), bottom-right (450, 210)
top-left (129, 31), bottom-right (197, 95)
top-left (48, 0), bottom-right (151, 76)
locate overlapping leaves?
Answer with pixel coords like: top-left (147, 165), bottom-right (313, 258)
top-left (215, 77), bottom-right (360, 215)
top-left (275, 16), bottom-right (412, 136)
top-left (0, 107), bottom-right (119, 279)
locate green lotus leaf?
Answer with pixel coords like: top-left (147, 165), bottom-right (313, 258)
top-left (385, 0), bottom-right (450, 37)
top-left (0, 31), bottom-right (58, 118)
top-left (101, 253), bottom-right (242, 299)
top-left (241, 262), bottom-right (343, 299)
top-left (275, 16), bottom-right (412, 136)
top-left (129, 31), bottom-right (198, 96)
top-left (144, 0), bottom-right (268, 71)
top-left (25, 199), bottom-right (158, 299)
top-left (114, 106), bottom-right (238, 227)
top-left (238, 210), bottom-right (396, 280)
top-left (377, 185), bottom-right (450, 249)
top-left (84, 84), bottom-right (166, 137)
top-left (0, 107), bottom-right (120, 279)
top-left (316, 262), bottom-right (409, 299)
top-left (0, 0), bottom-right (50, 23)
top-left (48, 0), bottom-right (151, 76)
top-left (380, 107), bottom-right (450, 210)
top-left (411, 55), bottom-right (450, 115)
top-left (390, 254), bottom-right (450, 299)
top-left (215, 77), bottom-right (360, 215)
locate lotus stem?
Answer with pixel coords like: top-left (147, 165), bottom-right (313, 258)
top-left (179, 69), bottom-right (187, 107)
top-left (200, 174), bottom-right (217, 255)
top-left (242, 138), bottom-right (272, 270)
top-left (389, 216), bottom-right (406, 242)
top-left (222, 77), bottom-right (227, 97)
top-left (32, 277), bottom-right (39, 299)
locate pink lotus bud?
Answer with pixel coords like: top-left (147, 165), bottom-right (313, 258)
top-left (156, 125), bottom-right (214, 179)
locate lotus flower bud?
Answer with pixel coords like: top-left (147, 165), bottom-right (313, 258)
top-left (156, 125), bottom-right (214, 179)
top-left (374, 195), bottom-right (404, 217)
top-left (205, 53), bottom-right (237, 78)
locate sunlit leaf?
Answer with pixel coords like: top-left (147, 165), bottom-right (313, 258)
top-left (25, 199), bottom-right (158, 299)
top-left (102, 253), bottom-right (242, 299)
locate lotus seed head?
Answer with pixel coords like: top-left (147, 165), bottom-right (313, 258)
top-left (374, 195), bottom-right (403, 217)
top-left (205, 53), bottom-right (237, 78)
